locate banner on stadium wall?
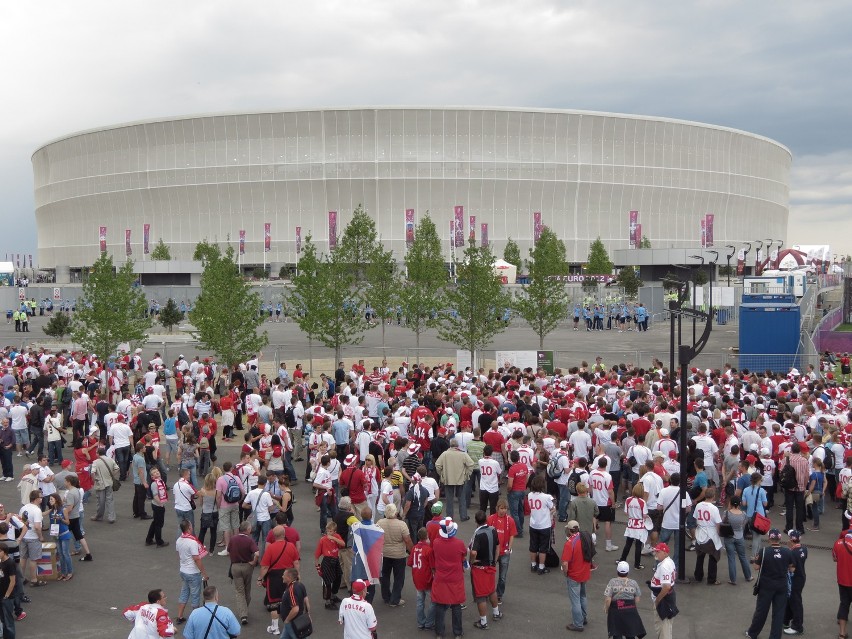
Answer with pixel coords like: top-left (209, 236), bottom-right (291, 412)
top-left (295, 226), bottom-right (302, 254)
top-left (239, 230), bottom-right (246, 255)
top-left (469, 215), bottom-right (476, 241)
top-left (454, 206), bottom-right (464, 247)
top-left (755, 249), bottom-right (763, 275)
top-left (481, 223), bottom-right (488, 248)
top-left (552, 274), bottom-right (616, 283)
top-left (736, 248), bottom-right (746, 275)
top-left (629, 210), bottom-right (638, 248)
top-left (700, 218), bottom-right (706, 248)
top-left (328, 211), bottom-right (338, 250)
top-left (143, 224), bottom-right (150, 254)
top-left (405, 209), bottom-right (415, 248)
top-left (534, 211), bottom-right (543, 243)
top-left (125, 229), bottom-right (132, 256)
top-left (99, 226), bottom-right (107, 253)
top-left (449, 220), bottom-right (455, 254)
top-left (264, 223), bottom-right (271, 252)
top-left (705, 214), bottom-right (714, 247)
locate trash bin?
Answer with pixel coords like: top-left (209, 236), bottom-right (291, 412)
top-left (717, 309), bottom-right (728, 325)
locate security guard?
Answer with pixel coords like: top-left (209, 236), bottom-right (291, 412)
top-left (747, 528), bottom-right (794, 639)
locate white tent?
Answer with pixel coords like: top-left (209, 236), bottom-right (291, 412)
top-left (493, 259), bottom-right (517, 284)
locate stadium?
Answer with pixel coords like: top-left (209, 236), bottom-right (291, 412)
top-left (32, 107), bottom-right (791, 281)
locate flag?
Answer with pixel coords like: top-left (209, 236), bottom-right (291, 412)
top-left (99, 226), bottom-right (107, 253)
top-left (534, 211), bottom-right (543, 243)
top-left (239, 230), bottom-right (246, 256)
top-left (736, 248), bottom-right (746, 276)
top-left (481, 223), bottom-right (488, 248)
top-left (454, 206), bottom-right (464, 247)
top-left (125, 229), bottom-right (132, 256)
top-left (264, 223), bottom-right (271, 252)
top-left (329, 211), bottom-right (338, 250)
top-left (705, 214), bottom-right (714, 247)
top-left (700, 219), bottom-right (706, 248)
top-left (295, 226), bottom-right (302, 254)
top-left (405, 209), bottom-right (415, 248)
top-left (143, 224), bottom-right (150, 254)
top-left (629, 210), bottom-right (638, 248)
top-left (469, 215), bottom-right (476, 241)
top-left (351, 522), bottom-right (385, 585)
top-left (755, 249), bottom-right (763, 275)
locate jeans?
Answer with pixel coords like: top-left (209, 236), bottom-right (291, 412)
top-left (380, 556), bottom-right (407, 605)
top-left (283, 451), bottom-right (297, 481)
top-left (254, 518), bottom-right (272, 560)
top-left (811, 494), bottom-right (824, 528)
top-left (57, 536), bottom-right (73, 576)
top-left (0, 448), bottom-right (13, 478)
top-left (280, 622), bottom-right (298, 639)
top-left (115, 446), bottom-right (131, 481)
top-left (0, 596), bottom-right (15, 639)
top-left (416, 588), bottom-right (435, 629)
top-left (179, 571), bottom-right (203, 607)
top-left (496, 553), bottom-right (511, 599)
top-left (658, 528), bottom-right (678, 564)
top-left (433, 603), bottom-right (463, 638)
top-left (566, 578), bottom-right (587, 627)
top-left (46, 440), bottom-right (62, 465)
top-left (133, 484), bottom-right (149, 518)
top-left (508, 490), bottom-right (525, 535)
top-left (723, 537), bottom-right (752, 582)
top-left (444, 484), bottom-right (467, 520)
top-left (318, 495), bottom-right (336, 534)
top-left (176, 509), bottom-right (195, 536)
top-left (180, 461), bottom-right (198, 488)
top-left (557, 484), bottom-right (571, 521)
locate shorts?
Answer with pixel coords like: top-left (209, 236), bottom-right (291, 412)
top-left (68, 517), bottom-right (85, 541)
top-left (470, 565), bottom-right (497, 600)
top-left (13, 430), bottom-right (29, 446)
top-left (20, 539), bottom-right (42, 561)
top-left (648, 509), bottom-right (663, 533)
top-left (529, 527), bottom-right (551, 554)
top-left (597, 506), bottom-right (615, 522)
top-left (165, 437), bottom-right (179, 455)
top-left (179, 571), bottom-right (202, 606)
top-left (247, 414), bottom-right (257, 426)
top-left (219, 506), bottom-right (240, 533)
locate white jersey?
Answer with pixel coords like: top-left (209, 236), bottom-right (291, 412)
top-left (478, 457), bottom-right (501, 493)
top-left (123, 601), bottom-right (175, 639)
top-left (526, 491), bottom-right (554, 530)
top-left (588, 469), bottom-right (613, 507)
top-left (338, 596), bottom-right (377, 639)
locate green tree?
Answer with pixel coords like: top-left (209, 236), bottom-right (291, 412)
top-left (503, 238), bottom-right (521, 267)
top-left (639, 235), bottom-right (652, 249)
top-left (616, 267), bottom-right (643, 298)
top-left (694, 268), bottom-right (709, 286)
top-left (71, 253), bottom-right (150, 361)
top-left (438, 240), bottom-right (510, 367)
top-left (514, 228), bottom-right (569, 349)
top-left (586, 237), bottom-right (613, 274)
top-left (365, 243), bottom-right (401, 349)
top-left (399, 214), bottom-right (446, 354)
top-left (190, 245), bottom-right (268, 367)
top-left (293, 235), bottom-right (364, 363)
top-left (159, 298), bottom-right (183, 333)
top-left (151, 239), bottom-right (171, 260)
top-left (193, 240), bottom-right (221, 265)
top-left (43, 311), bottom-right (72, 340)
top-left (338, 204), bottom-right (378, 277)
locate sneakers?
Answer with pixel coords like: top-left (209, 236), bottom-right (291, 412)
top-left (241, 616), bottom-right (248, 625)
top-left (783, 629), bottom-right (803, 635)
top-left (537, 567), bottom-right (550, 575)
top-left (80, 554), bottom-right (93, 561)
top-left (641, 545), bottom-right (654, 555)
top-left (473, 621), bottom-right (489, 630)
top-left (566, 624), bottom-right (584, 632)
top-left (15, 611), bottom-right (26, 621)
top-left (530, 565), bottom-right (538, 573)
top-left (605, 545), bottom-right (619, 552)
top-left (218, 549), bottom-right (229, 556)
top-left (175, 617), bottom-right (186, 625)
top-left (267, 626), bottom-right (279, 635)
top-left (388, 599), bottom-right (406, 607)
top-left (493, 612), bottom-right (504, 620)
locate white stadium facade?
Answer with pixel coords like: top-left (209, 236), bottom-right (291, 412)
top-left (33, 107), bottom-right (791, 281)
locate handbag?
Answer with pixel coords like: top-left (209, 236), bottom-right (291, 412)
top-left (292, 611), bottom-right (313, 638)
top-left (751, 512), bottom-right (770, 535)
top-left (719, 511), bottom-right (734, 538)
top-left (100, 457), bottom-right (121, 491)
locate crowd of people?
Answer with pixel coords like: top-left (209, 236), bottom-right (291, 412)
top-left (2, 347), bottom-right (852, 639)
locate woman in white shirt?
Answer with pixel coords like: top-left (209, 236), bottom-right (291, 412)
top-left (619, 483), bottom-right (649, 570)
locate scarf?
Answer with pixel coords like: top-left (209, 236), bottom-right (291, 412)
top-left (154, 479), bottom-right (168, 503)
top-left (180, 532), bottom-right (209, 558)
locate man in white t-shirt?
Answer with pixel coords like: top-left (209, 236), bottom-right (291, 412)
top-left (588, 457), bottom-right (618, 551)
top-left (478, 446), bottom-right (501, 515)
top-left (568, 422), bottom-right (592, 461)
top-left (639, 462), bottom-right (664, 552)
top-left (691, 424), bottom-right (720, 484)
top-left (173, 468), bottom-right (198, 533)
top-left (650, 542), bottom-right (677, 639)
top-left (109, 415), bottom-right (134, 481)
top-left (338, 579), bottom-right (377, 639)
top-left (175, 519), bottom-right (209, 624)
top-left (554, 441), bottom-right (573, 522)
top-left (656, 473), bottom-right (691, 562)
top-left (242, 474), bottom-right (275, 559)
top-left (19, 489), bottom-right (44, 585)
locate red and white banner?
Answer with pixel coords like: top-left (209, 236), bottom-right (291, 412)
top-left (295, 226), bottom-right (302, 254)
top-left (533, 211), bottom-right (543, 243)
top-left (700, 218), bottom-right (706, 248)
top-left (736, 248), bottom-right (746, 276)
top-left (481, 223), bottom-right (488, 248)
top-left (705, 214), bottom-right (714, 248)
top-left (264, 223), bottom-right (271, 252)
top-left (469, 215), bottom-right (476, 241)
top-left (629, 210), bottom-right (639, 248)
top-left (405, 209), bottom-right (415, 248)
top-left (328, 211), bottom-right (338, 250)
top-left (125, 229), bottom-right (132, 256)
top-left (143, 224), bottom-right (150, 254)
top-left (454, 206), bottom-right (464, 247)
top-left (755, 249), bottom-right (763, 275)
top-left (99, 226), bottom-right (107, 253)
top-left (239, 230), bottom-right (246, 255)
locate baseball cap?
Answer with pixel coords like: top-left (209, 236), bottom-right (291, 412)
top-left (565, 520), bottom-right (580, 531)
top-left (787, 529), bottom-right (801, 541)
top-left (768, 528), bottom-right (782, 540)
top-left (652, 542), bottom-right (670, 554)
top-left (431, 501), bottom-right (444, 515)
top-left (652, 451), bottom-right (665, 458)
top-left (660, 428), bottom-right (669, 437)
top-left (559, 440), bottom-right (569, 449)
top-left (61, 460), bottom-right (72, 469)
top-left (616, 561), bottom-right (630, 575)
top-left (351, 580), bottom-right (368, 593)
top-left (668, 450), bottom-right (677, 459)
top-left (344, 454), bottom-right (357, 467)
top-left (30, 463), bottom-right (41, 471)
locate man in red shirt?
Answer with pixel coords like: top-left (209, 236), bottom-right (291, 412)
top-left (339, 454), bottom-right (368, 515)
top-left (632, 410), bottom-right (653, 439)
top-left (548, 418), bottom-right (568, 440)
top-left (482, 423), bottom-right (507, 469)
top-left (506, 451), bottom-right (529, 537)
top-left (487, 499), bottom-right (518, 604)
top-left (425, 502), bottom-right (445, 543)
top-left (431, 518), bottom-right (467, 639)
top-left (834, 531), bottom-right (852, 638)
top-left (561, 521), bottom-right (591, 632)
top-left (407, 528), bottom-right (435, 630)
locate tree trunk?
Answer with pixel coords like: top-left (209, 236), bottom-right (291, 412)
top-left (308, 338), bottom-right (314, 377)
top-left (539, 333), bottom-right (544, 350)
top-left (334, 343), bottom-right (341, 371)
top-left (415, 329), bottom-right (421, 365)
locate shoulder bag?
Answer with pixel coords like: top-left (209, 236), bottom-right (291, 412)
top-left (719, 510), bottom-right (734, 538)
top-left (99, 457), bottom-right (120, 492)
top-left (752, 548), bottom-right (765, 596)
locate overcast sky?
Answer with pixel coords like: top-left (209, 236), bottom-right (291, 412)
top-left (2, 1), bottom-right (850, 261)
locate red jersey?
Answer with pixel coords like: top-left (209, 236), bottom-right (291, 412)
top-left (561, 533), bottom-right (591, 582)
top-left (459, 405), bottom-right (474, 424)
top-left (486, 512), bottom-right (517, 556)
top-left (548, 420), bottom-right (568, 440)
top-left (411, 420), bottom-right (433, 451)
top-left (507, 462), bottom-right (529, 492)
top-left (835, 537), bottom-right (852, 587)
top-left (261, 539), bottom-right (300, 569)
top-left (482, 430), bottom-right (506, 453)
top-left (407, 540), bottom-right (435, 591)
top-left (314, 534), bottom-right (343, 560)
top-left (632, 417), bottom-right (652, 438)
top-left (554, 407), bottom-right (572, 423)
top-left (425, 515), bottom-right (443, 543)
top-left (340, 467), bottom-right (367, 503)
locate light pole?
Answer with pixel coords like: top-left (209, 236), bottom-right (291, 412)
top-left (741, 242), bottom-right (752, 283)
top-left (725, 245), bottom-right (736, 286)
top-left (765, 240), bottom-right (775, 272)
top-left (774, 239), bottom-right (784, 269)
top-left (754, 240), bottom-right (764, 275)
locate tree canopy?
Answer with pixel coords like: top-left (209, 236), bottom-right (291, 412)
top-left (151, 239), bottom-right (171, 260)
top-left (503, 238), bottom-right (521, 267)
top-left (399, 214), bottom-right (446, 353)
top-left (586, 237), bottom-right (613, 274)
top-left (159, 298), bottom-right (183, 332)
top-left (514, 227), bottom-right (569, 348)
top-left (338, 204), bottom-right (378, 277)
top-left (72, 253), bottom-right (150, 360)
top-left (616, 267), bottom-right (643, 298)
top-left (189, 245), bottom-right (268, 367)
top-left (193, 240), bottom-right (222, 265)
top-left (364, 243), bottom-right (401, 348)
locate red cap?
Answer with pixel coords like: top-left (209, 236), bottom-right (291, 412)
top-left (653, 542), bottom-right (670, 554)
top-left (668, 450), bottom-right (677, 459)
top-left (61, 460), bottom-right (72, 469)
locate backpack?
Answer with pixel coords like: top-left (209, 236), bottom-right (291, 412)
top-left (567, 468), bottom-right (584, 496)
top-left (284, 407), bottom-right (297, 429)
top-left (222, 475), bottom-right (242, 504)
top-left (820, 445), bottom-right (836, 471)
top-left (547, 453), bottom-right (564, 479)
top-left (779, 462), bottom-right (798, 491)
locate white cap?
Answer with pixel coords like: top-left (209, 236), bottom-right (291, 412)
top-left (616, 561), bottom-right (630, 574)
top-left (660, 428), bottom-right (669, 436)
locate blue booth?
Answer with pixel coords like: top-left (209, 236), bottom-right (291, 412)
top-left (738, 293), bottom-right (801, 373)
